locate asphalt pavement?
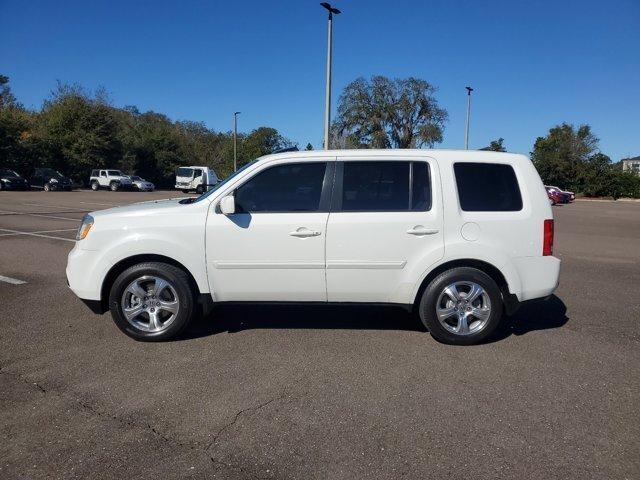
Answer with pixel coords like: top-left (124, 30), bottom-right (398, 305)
top-left (1, 190), bottom-right (638, 479)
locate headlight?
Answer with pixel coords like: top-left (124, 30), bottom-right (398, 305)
top-left (76, 214), bottom-right (94, 240)
top-left (50, 178), bottom-right (58, 183)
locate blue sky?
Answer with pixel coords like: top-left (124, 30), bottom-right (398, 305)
top-left (1, 0), bottom-right (639, 159)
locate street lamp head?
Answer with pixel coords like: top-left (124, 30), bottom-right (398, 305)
top-left (234, 111), bottom-right (241, 116)
top-left (465, 86), bottom-right (474, 94)
top-left (320, 2), bottom-right (341, 15)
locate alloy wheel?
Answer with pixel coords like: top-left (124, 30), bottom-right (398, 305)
top-left (435, 281), bottom-right (492, 336)
top-left (121, 275), bottom-right (180, 333)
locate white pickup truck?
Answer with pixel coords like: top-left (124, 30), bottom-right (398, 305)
top-left (90, 170), bottom-right (133, 191)
top-left (175, 166), bottom-right (219, 194)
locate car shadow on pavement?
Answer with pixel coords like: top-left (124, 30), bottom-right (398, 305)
top-left (180, 304), bottom-right (424, 340)
top-left (179, 295), bottom-right (569, 343)
top-left (489, 294), bottom-right (569, 343)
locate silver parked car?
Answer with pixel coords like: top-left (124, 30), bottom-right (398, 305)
top-left (128, 176), bottom-right (155, 192)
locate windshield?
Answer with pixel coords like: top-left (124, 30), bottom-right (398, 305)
top-left (41, 168), bottom-right (64, 179)
top-left (177, 167), bottom-right (194, 178)
top-left (108, 170), bottom-right (122, 176)
top-left (0, 169), bottom-right (19, 177)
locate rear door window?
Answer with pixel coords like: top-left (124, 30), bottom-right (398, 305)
top-left (337, 161), bottom-right (431, 212)
top-left (454, 163), bottom-right (522, 211)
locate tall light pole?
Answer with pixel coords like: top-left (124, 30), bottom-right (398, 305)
top-left (464, 86), bottom-right (473, 150)
top-left (321, 2), bottom-right (340, 150)
top-left (233, 111), bottom-right (241, 171)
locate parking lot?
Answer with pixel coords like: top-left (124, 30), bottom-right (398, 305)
top-left (0, 190), bottom-right (638, 479)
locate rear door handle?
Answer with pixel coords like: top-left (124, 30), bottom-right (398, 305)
top-left (406, 226), bottom-right (439, 236)
top-left (290, 227), bottom-right (321, 238)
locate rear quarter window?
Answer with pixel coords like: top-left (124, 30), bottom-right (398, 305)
top-left (454, 162), bottom-right (522, 212)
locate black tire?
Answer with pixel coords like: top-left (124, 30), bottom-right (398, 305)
top-left (110, 181), bottom-right (119, 192)
top-left (43, 183), bottom-right (51, 192)
top-left (91, 181), bottom-right (100, 191)
top-left (182, 189), bottom-right (190, 194)
top-left (418, 267), bottom-right (503, 345)
top-left (108, 262), bottom-right (195, 341)
top-left (195, 185), bottom-right (204, 194)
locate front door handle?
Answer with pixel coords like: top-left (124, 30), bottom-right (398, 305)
top-left (406, 226), bottom-right (439, 236)
top-left (290, 227), bottom-right (321, 238)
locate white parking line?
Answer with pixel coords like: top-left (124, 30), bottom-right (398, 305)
top-left (78, 201), bottom-right (121, 206)
top-left (0, 275), bottom-right (27, 285)
top-left (0, 209), bottom-right (80, 222)
top-left (0, 228), bottom-right (76, 243)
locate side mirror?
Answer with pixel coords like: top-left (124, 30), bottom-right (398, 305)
top-left (220, 195), bottom-right (235, 215)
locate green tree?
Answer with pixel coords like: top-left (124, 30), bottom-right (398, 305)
top-left (333, 76), bottom-right (447, 149)
top-left (483, 138), bottom-right (506, 152)
top-left (531, 123), bottom-right (598, 191)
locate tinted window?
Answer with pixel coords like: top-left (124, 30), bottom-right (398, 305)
top-left (342, 162), bottom-right (408, 211)
top-left (235, 162), bottom-right (326, 213)
top-left (454, 163), bottom-right (522, 211)
top-left (411, 162), bottom-right (431, 211)
top-left (107, 170), bottom-right (121, 176)
top-left (340, 161), bottom-right (431, 212)
top-left (91, 170), bottom-right (99, 177)
top-left (177, 168), bottom-right (193, 177)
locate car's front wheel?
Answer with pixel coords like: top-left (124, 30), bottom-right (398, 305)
top-left (108, 262), bottom-right (195, 341)
top-left (110, 181), bottom-right (120, 191)
top-left (419, 267), bottom-right (503, 345)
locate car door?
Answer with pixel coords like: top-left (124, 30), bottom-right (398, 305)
top-left (206, 158), bottom-right (335, 302)
top-left (99, 170), bottom-right (108, 186)
top-left (325, 157), bottom-right (444, 303)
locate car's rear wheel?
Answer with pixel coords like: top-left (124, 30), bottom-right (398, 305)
top-left (91, 181), bottom-right (99, 191)
top-left (108, 262), bottom-right (195, 341)
top-left (419, 267), bottom-right (503, 345)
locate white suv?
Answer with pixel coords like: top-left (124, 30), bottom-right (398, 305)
top-left (90, 169), bottom-right (133, 191)
top-left (67, 150), bottom-right (560, 345)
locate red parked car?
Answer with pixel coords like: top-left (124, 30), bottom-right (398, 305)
top-left (545, 186), bottom-right (573, 203)
top-left (546, 187), bottom-right (563, 205)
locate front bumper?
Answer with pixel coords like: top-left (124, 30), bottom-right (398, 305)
top-left (66, 244), bottom-right (111, 302)
top-left (1, 182), bottom-right (30, 190)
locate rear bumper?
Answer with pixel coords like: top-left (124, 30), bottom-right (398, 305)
top-left (512, 256), bottom-right (561, 302)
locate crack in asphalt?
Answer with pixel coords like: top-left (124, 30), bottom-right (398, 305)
top-left (1, 364), bottom-right (299, 479)
top-left (205, 387), bottom-right (290, 478)
top-left (0, 364), bottom-right (200, 451)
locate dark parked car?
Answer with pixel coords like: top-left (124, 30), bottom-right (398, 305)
top-left (30, 168), bottom-right (73, 191)
top-left (0, 168), bottom-right (30, 190)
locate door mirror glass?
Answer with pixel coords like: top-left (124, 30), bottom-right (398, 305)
top-left (220, 195), bottom-right (236, 215)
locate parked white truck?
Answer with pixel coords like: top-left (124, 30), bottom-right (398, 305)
top-left (90, 170), bottom-right (133, 191)
top-left (175, 166), bottom-right (219, 194)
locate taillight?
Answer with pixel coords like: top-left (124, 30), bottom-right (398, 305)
top-left (543, 219), bottom-right (554, 256)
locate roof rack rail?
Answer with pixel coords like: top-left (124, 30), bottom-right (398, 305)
top-left (272, 146), bottom-right (299, 154)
